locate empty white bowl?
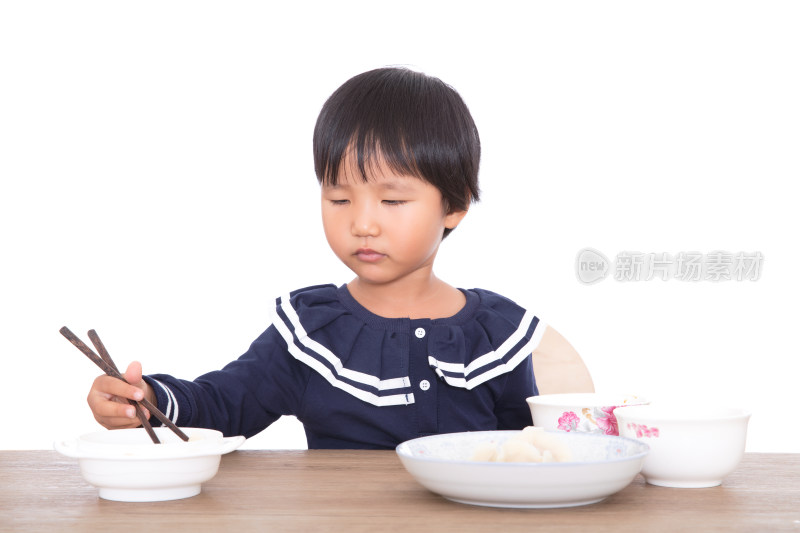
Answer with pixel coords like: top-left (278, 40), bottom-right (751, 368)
top-left (614, 404), bottom-right (751, 488)
top-left (55, 427), bottom-right (245, 501)
top-left (527, 393), bottom-right (649, 436)
top-left (396, 430), bottom-right (649, 508)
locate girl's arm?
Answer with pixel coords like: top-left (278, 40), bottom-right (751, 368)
top-left (531, 326), bottom-right (594, 394)
top-left (143, 325), bottom-right (308, 438)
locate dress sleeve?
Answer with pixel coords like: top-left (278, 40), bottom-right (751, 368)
top-left (493, 351), bottom-right (538, 430)
top-left (143, 325), bottom-right (310, 438)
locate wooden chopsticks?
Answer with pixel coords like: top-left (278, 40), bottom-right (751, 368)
top-left (60, 326), bottom-right (189, 443)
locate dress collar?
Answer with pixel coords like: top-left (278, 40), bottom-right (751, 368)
top-left (335, 283), bottom-right (481, 330)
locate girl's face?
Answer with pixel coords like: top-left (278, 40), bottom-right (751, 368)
top-left (321, 156), bottom-right (467, 288)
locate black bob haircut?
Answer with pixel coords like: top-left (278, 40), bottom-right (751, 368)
top-left (313, 67), bottom-right (481, 238)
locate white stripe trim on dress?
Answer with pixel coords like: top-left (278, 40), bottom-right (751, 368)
top-left (278, 295), bottom-right (410, 391)
top-left (151, 379), bottom-right (179, 423)
top-left (272, 306), bottom-right (414, 407)
top-left (429, 322), bottom-right (547, 390)
top-left (428, 314), bottom-right (542, 375)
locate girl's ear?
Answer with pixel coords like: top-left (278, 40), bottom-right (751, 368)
top-left (444, 207), bottom-right (469, 230)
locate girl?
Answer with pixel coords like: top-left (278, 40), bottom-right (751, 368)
top-left (87, 67), bottom-right (593, 449)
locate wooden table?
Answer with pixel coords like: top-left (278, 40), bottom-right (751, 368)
top-left (1, 451), bottom-right (798, 532)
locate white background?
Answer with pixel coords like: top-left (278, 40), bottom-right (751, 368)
top-left (1, 1), bottom-right (798, 452)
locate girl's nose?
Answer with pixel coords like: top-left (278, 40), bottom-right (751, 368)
top-left (351, 205), bottom-right (380, 237)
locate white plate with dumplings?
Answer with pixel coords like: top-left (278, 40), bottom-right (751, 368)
top-left (396, 428), bottom-right (649, 508)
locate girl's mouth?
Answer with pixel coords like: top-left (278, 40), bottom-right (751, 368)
top-left (355, 248), bottom-right (385, 263)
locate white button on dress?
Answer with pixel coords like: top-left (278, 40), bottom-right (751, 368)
top-left (414, 327), bottom-right (426, 339)
top-left (419, 380), bottom-right (431, 391)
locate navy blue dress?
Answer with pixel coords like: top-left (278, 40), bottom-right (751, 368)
top-left (145, 284), bottom-right (542, 449)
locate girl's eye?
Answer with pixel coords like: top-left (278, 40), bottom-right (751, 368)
top-left (382, 200), bottom-right (407, 206)
top-left (329, 199), bottom-right (350, 205)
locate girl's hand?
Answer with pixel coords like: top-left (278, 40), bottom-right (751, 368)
top-left (86, 361), bottom-right (156, 429)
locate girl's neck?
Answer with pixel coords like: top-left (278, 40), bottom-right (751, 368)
top-left (347, 274), bottom-right (466, 320)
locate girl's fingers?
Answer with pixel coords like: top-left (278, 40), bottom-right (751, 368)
top-left (89, 392), bottom-right (136, 419)
top-left (91, 374), bottom-right (144, 402)
top-left (90, 398), bottom-right (148, 429)
top-left (97, 415), bottom-right (144, 429)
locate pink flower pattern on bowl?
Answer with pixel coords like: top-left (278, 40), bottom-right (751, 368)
top-left (595, 406), bottom-right (620, 436)
top-left (529, 394), bottom-right (648, 437)
top-left (627, 422), bottom-right (660, 438)
top-left (557, 411), bottom-right (580, 431)
top-left (558, 406), bottom-right (625, 435)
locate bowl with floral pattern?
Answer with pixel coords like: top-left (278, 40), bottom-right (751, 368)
top-left (526, 393), bottom-right (649, 436)
top-left (614, 403), bottom-right (751, 488)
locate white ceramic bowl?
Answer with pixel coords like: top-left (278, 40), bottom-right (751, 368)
top-left (527, 393), bottom-right (649, 435)
top-left (396, 430), bottom-right (649, 508)
top-left (614, 404), bottom-right (751, 488)
top-left (55, 427), bottom-right (245, 501)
